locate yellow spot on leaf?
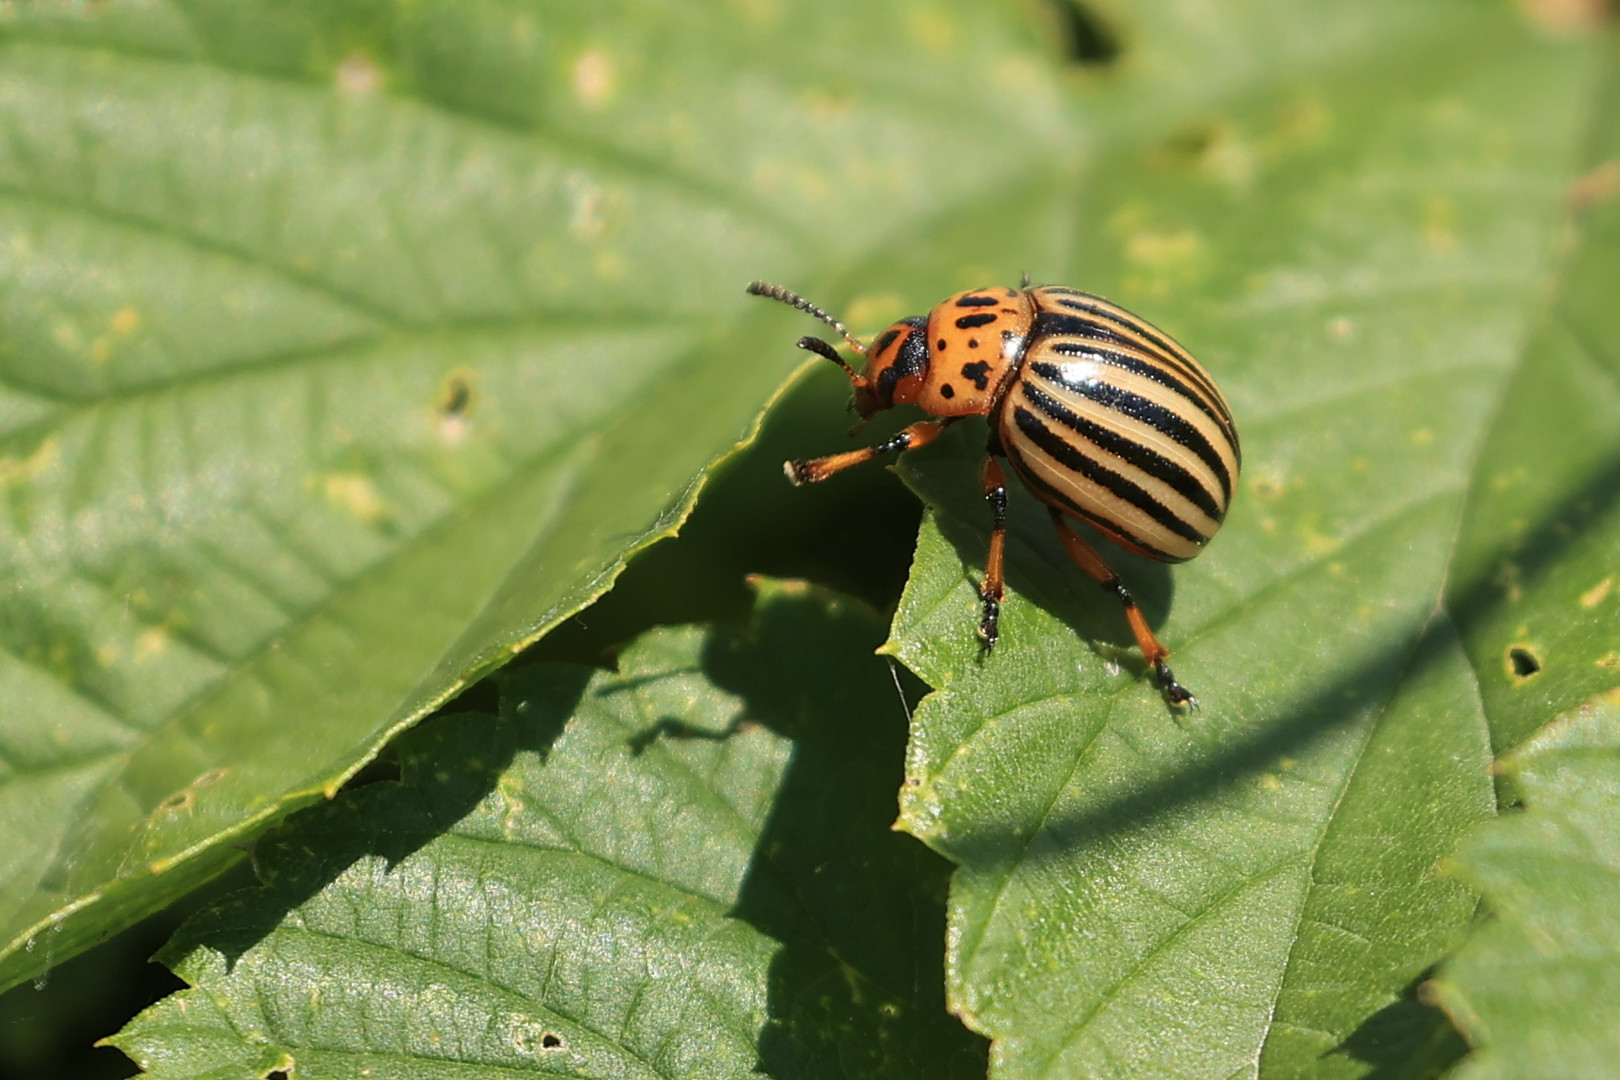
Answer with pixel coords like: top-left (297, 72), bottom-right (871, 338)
top-left (1580, 576), bottom-right (1613, 608)
top-left (1491, 466), bottom-right (1528, 491)
top-left (729, 0), bottom-right (782, 26)
top-left (1125, 228), bottom-right (1205, 270)
top-left (1515, 0), bottom-right (1610, 34)
top-left (1248, 472), bottom-right (1287, 500)
top-left (336, 51), bottom-right (382, 95)
top-left (135, 626), bottom-right (170, 660)
top-left (908, 7), bottom-right (956, 52)
top-left (1296, 514), bottom-right (1339, 555)
top-left (111, 306), bottom-right (141, 335)
top-left (1568, 160), bottom-right (1620, 212)
top-left (573, 48), bottom-right (616, 108)
top-left (322, 473), bottom-right (387, 523)
top-left (1411, 428), bottom-right (1434, 446)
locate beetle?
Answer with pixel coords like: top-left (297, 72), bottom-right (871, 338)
top-left (747, 279), bottom-right (1240, 707)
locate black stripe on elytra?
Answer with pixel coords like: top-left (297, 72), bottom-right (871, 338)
top-left (1012, 405), bottom-right (1207, 547)
top-left (1041, 303), bottom-right (1233, 427)
top-left (955, 312), bottom-right (998, 330)
top-left (1002, 438), bottom-right (1179, 561)
top-left (955, 294), bottom-right (1001, 307)
top-left (1030, 350), bottom-right (1236, 472)
top-left (1027, 360), bottom-right (1233, 502)
top-left (1022, 382), bottom-right (1224, 521)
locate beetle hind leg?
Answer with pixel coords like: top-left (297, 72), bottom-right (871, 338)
top-left (977, 456), bottom-right (1009, 652)
top-left (1046, 508), bottom-right (1197, 708)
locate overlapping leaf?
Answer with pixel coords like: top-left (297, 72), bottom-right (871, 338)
top-left (106, 584), bottom-right (986, 1079)
top-left (0, 0), bottom-right (1071, 990)
top-left (1426, 690), bottom-right (1620, 1080)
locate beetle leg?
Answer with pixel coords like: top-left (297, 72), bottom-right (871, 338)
top-left (784, 418), bottom-right (954, 485)
top-left (1047, 508), bottom-right (1197, 708)
top-left (977, 456), bottom-right (1008, 652)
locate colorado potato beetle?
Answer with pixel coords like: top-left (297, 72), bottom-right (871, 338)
top-left (748, 279), bottom-right (1239, 707)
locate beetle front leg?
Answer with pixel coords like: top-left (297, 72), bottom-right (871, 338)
top-left (977, 456), bottom-right (1008, 652)
top-left (784, 418), bottom-right (953, 485)
top-left (1047, 508), bottom-right (1197, 708)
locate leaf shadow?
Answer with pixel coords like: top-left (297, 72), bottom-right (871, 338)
top-left (700, 590), bottom-right (990, 1079)
top-left (163, 667), bottom-right (588, 972)
top-left (624, 715), bottom-right (744, 754)
top-left (1333, 972), bottom-right (1469, 1079)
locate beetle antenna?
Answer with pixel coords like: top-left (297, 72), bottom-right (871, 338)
top-left (795, 335), bottom-right (862, 381)
top-left (747, 281), bottom-right (868, 355)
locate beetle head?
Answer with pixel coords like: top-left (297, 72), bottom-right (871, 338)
top-left (748, 282), bottom-right (940, 423)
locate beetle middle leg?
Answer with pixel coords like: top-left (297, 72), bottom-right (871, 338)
top-left (1047, 508), bottom-right (1197, 708)
top-left (977, 456), bottom-right (1008, 651)
top-left (784, 418), bottom-right (955, 485)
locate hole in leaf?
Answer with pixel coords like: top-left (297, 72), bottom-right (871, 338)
top-left (541, 1033), bottom-right (564, 1049)
top-left (1042, 0), bottom-right (1120, 65)
top-left (1507, 645), bottom-right (1542, 681)
top-left (436, 367), bottom-right (477, 442)
top-left (438, 371), bottom-right (473, 417)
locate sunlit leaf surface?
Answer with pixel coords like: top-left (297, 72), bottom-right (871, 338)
top-left (0, 0), bottom-right (1069, 989)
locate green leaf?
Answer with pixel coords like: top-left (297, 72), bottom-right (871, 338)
top-left (1425, 689), bottom-right (1620, 1080)
top-left (882, 3), bottom-right (1617, 1077)
top-left (0, 0), bottom-right (1070, 989)
top-left (1449, 44), bottom-right (1620, 753)
top-left (104, 582), bottom-right (985, 1079)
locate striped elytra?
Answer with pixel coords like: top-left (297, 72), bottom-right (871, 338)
top-left (747, 279), bottom-right (1239, 707)
top-left (1002, 287), bottom-right (1239, 564)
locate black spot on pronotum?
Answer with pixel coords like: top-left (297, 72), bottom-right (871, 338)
top-left (936, 338), bottom-right (948, 351)
top-left (940, 383), bottom-right (956, 399)
top-left (968, 338), bottom-right (980, 349)
top-left (541, 1034), bottom-right (564, 1049)
top-left (955, 312), bottom-right (997, 330)
top-left (955, 293), bottom-right (1000, 307)
top-left (1042, 0), bottom-right (1120, 65)
top-left (960, 360), bottom-right (991, 390)
top-left (1507, 646), bottom-right (1542, 681)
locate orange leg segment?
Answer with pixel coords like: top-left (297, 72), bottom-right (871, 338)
top-left (977, 456), bottom-right (1008, 650)
top-left (1048, 508), bottom-right (1197, 708)
top-left (784, 418), bottom-right (953, 485)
